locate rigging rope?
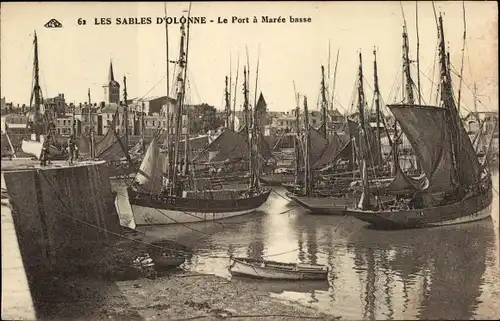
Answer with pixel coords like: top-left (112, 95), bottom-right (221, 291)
top-left (37, 169), bottom-right (195, 256)
top-left (204, 214), bottom-right (350, 260)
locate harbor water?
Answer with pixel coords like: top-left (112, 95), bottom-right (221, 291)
top-left (112, 170), bottom-right (500, 320)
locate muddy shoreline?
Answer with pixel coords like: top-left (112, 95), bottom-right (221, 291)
top-left (33, 270), bottom-right (337, 321)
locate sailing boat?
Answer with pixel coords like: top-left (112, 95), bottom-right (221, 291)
top-left (127, 22), bottom-right (271, 225)
top-left (189, 87), bottom-right (274, 189)
top-left (21, 31), bottom-right (65, 160)
top-left (272, 68), bottom-right (357, 190)
top-left (286, 60), bottom-right (382, 215)
top-left (345, 14), bottom-right (493, 229)
top-left (284, 59), bottom-right (390, 203)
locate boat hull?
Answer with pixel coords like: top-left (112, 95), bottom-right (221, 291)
top-left (288, 194), bottom-right (353, 215)
top-left (229, 258), bottom-right (328, 280)
top-left (128, 187), bottom-right (271, 226)
top-left (260, 173), bottom-right (299, 186)
top-left (346, 188), bottom-right (493, 229)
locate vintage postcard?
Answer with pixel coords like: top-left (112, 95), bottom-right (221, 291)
top-left (1, 1), bottom-right (498, 320)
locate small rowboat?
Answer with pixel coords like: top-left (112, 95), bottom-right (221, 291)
top-left (146, 239), bottom-right (192, 270)
top-left (228, 257), bottom-right (329, 280)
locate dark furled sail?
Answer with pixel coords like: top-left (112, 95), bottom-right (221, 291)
top-left (192, 127), bottom-right (273, 164)
top-left (312, 131), bottom-right (345, 169)
top-left (388, 104), bottom-right (455, 195)
top-left (307, 125), bottom-right (329, 166)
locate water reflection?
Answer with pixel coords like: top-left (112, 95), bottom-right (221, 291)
top-left (346, 216), bottom-right (496, 320)
top-left (124, 172), bottom-right (499, 320)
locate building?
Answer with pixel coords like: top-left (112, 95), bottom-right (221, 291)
top-left (131, 96), bottom-right (175, 115)
top-left (329, 109), bottom-right (345, 130)
top-left (143, 114), bottom-right (163, 138)
top-left (55, 115), bottom-right (79, 136)
top-left (270, 114), bottom-right (297, 134)
top-left (463, 111), bottom-right (499, 136)
top-left (102, 61), bottom-right (120, 105)
top-left (267, 109), bottom-right (332, 135)
top-left (2, 114), bottom-right (30, 134)
top-left (75, 103), bottom-right (104, 136)
top-left (43, 93), bottom-right (66, 117)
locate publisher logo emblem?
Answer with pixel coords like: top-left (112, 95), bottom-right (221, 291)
top-left (44, 19), bottom-right (62, 28)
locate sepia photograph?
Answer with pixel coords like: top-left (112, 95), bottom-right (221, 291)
top-left (1, 1), bottom-right (499, 320)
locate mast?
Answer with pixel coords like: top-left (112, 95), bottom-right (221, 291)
top-left (31, 31), bottom-right (43, 141)
top-left (242, 67), bottom-right (250, 144)
top-left (392, 121), bottom-right (398, 176)
top-left (402, 26), bottom-right (415, 105)
top-left (88, 88), bottom-right (95, 158)
top-left (164, 2), bottom-right (172, 179)
top-left (373, 48), bottom-right (382, 168)
top-left (123, 75), bottom-right (129, 150)
top-left (225, 76), bottom-right (231, 128)
top-left (232, 55), bottom-right (239, 130)
top-left (320, 65), bottom-right (328, 138)
top-left (164, 2), bottom-right (170, 99)
top-left (183, 111), bottom-right (190, 176)
top-left (416, 1), bottom-right (422, 104)
top-left (403, 24), bottom-right (421, 172)
top-left (357, 52), bottom-right (370, 210)
top-left (303, 96), bottom-right (312, 197)
top-left (229, 54), bottom-right (232, 127)
top-left (251, 92), bottom-right (259, 190)
top-left (141, 101), bottom-right (145, 143)
top-left (242, 66), bottom-right (252, 178)
top-left (293, 86), bottom-right (301, 185)
top-left (252, 50), bottom-right (261, 190)
top-left (331, 49), bottom-right (340, 120)
top-left (72, 103), bottom-right (76, 136)
top-left (457, 0), bottom-right (467, 113)
top-left (171, 22), bottom-right (188, 190)
top-left (437, 14), bottom-right (461, 188)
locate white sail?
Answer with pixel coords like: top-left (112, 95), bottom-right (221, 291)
top-left (134, 136), bottom-right (166, 193)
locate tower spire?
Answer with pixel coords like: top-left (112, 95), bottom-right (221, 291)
top-left (108, 59), bottom-right (115, 83)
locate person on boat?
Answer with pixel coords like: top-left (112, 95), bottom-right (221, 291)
top-left (175, 179), bottom-right (185, 197)
top-left (40, 134), bottom-right (51, 166)
top-left (67, 134), bottom-right (76, 165)
top-left (179, 158), bottom-right (185, 173)
top-left (209, 166), bottom-right (217, 178)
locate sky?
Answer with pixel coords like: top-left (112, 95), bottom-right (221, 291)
top-left (1, 1), bottom-right (497, 115)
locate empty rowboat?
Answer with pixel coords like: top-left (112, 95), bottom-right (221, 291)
top-left (228, 257), bottom-right (329, 280)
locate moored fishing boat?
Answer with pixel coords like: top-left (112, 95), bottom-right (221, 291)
top-left (288, 34), bottom-right (427, 215)
top-left (228, 257), bottom-right (329, 280)
top-left (127, 18), bottom-right (271, 226)
top-left (21, 32), bottom-right (66, 160)
top-left (283, 61), bottom-right (390, 202)
top-left (345, 14), bottom-right (493, 229)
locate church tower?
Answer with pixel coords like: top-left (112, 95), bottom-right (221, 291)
top-left (103, 60), bottom-right (120, 104)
